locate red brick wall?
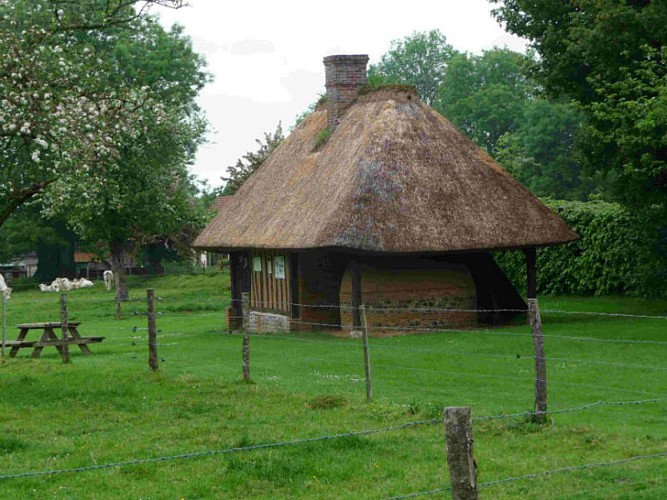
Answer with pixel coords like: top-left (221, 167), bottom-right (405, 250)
top-left (339, 261), bottom-right (477, 335)
top-left (324, 55), bottom-right (369, 130)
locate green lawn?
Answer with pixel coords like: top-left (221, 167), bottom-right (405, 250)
top-left (0, 272), bottom-right (665, 499)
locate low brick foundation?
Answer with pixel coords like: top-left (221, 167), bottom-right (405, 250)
top-left (247, 311), bottom-right (290, 333)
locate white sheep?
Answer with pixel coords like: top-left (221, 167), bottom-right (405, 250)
top-left (0, 274), bottom-right (11, 300)
top-left (103, 270), bottom-right (114, 291)
top-left (54, 277), bottom-right (73, 292)
top-left (74, 278), bottom-right (94, 288)
top-left (39, 283), bottom-right (57, 292)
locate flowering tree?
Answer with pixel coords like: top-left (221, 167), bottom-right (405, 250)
top-left (0, 0), bottom-right (185, 227)
top-left (2, 1), bottom-right (209, 306)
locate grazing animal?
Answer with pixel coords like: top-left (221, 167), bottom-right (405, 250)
top-left (39, 277), bottom-right (93, 292)
top-left (53, 277), bottom-right (73, 292)
top-left (75, 278), bottom-right (94, 289)
top-left (0, 274), bottom-right (11, 300)
top-left (103, 270), bottom-right (114, 291)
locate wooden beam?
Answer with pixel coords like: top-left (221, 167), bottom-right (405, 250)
top-left (351, 261), bottom-right (362, 330)
top-left (289, 253), bottom-right (299, 319)
top-left (524, 247), bottom-right (537, 299)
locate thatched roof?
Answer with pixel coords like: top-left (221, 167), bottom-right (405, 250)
top-left (211, 195), bottom-right (233, 212)
top-left (195, 88), bottom-right (577, 253)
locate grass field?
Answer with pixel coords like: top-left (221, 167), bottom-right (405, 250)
top-left (0, 272), bottom-right (665, 499)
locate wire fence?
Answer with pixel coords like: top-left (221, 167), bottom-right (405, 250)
top-left (1, 285), bottom-right (666, 497)
top-left (0, 398), bottom-right (663, 482)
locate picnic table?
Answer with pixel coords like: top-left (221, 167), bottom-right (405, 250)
top-left (5, 322), bottom-right (104, 359)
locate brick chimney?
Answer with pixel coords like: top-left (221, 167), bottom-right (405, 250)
top-left (323, 54), bottom-right (369, 131)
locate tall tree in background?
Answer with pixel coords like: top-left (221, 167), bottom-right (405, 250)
top-left (369, 30), bottom-right (458, 105)
top-left (0, 0), bottom-right (185, 229)
top-left (436, 48), bottom-right (588, 199)
top-left (222, 123), bottom-right (284, 195)
top-left (495, 98), bottom-right (589, 200)
top-left (435, 48), bottom-right (533, 155)
top-left (44, 13), bottom-right (209, 302)
top-left (490, 0), bottom-right (667, 215)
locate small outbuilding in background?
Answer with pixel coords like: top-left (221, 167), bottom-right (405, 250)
top-left (194, 54), bottom-right (578, 335)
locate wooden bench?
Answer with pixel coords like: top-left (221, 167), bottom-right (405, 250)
top-left (7, 322), bottom-right (104, 359)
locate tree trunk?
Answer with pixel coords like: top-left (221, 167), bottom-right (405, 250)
top-left (110, 239), bottom-right (130, 302)
top-left (150, 257), bottom-right (164, 275)
top-left (144, 242), bottom-right (166, 275)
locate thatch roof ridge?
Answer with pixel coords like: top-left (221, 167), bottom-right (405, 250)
top-left (194, 94), bottom-right (577, 252)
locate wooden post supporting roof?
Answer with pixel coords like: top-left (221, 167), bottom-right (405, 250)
top-left (524, 247), bottom-right (537, 299)
top-left (350, 261), bottom-right (362, 331)
top-left (289, 253), bottom-right (299, 319)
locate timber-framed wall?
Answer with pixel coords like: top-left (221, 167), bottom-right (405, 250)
top-left (250, 250), bottom-right (291, 313)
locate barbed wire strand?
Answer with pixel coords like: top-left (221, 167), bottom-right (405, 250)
top-left (0, 397), bottom-right (664, 482)
top-left (225, 297), bottom-right (667, 320)
top-left (285, 354), bottom-right (663, 397)
top-left (5, 286), bottom-right (666, 319)
top-left (244, 331), bottom-right (667, 372)
top-left (0, 418), bottom-right (438, 481)
top-left (220, 312), bottom-right (667, 345)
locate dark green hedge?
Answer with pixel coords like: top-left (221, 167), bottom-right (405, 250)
top-left (494, 199), bottom-right (667, 297)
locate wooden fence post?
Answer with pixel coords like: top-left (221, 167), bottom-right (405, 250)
top-left (360, 304), bottom-right (372, 402)
top-left (241, 291), bottom-right (251, 382)
top-left (529, 298), bottom-right (547, 423)
top-left (241, 292), bottom-right (250, 331)
top-left (147, 289), bottom-right (158, 371)
top-left (242, 330), bottom-right (250, 382)
top-left (444, 407), bottom-right (478, 500)
top-left (60, 293), bottom-right (70, 364)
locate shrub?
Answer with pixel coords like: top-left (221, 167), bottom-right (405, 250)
top-left (494, 199), bottom-right (666, 297)
top-left (314, 127), bottom-right (331, 149)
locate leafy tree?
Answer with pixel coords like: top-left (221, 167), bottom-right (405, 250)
top-left (0, 0), bottom-right (185, 229)
top-left (435, 49), bottom-right (533, 154)
top-left (222, 123), bottom-right (284, 195)
top-left (495, 98), bottom-right (591, 200)
top-left (42, 10), bottom-right (209, 303)
top-left (432, 47), bottom-right (588, 199)
top-left (369, 30), bottom-right (458, 105)
top-left (490, 0), bottom-right (667, 214)
top-left (0, 204), bottom-right (77, 282)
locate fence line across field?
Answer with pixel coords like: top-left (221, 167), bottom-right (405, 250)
top-left (5, 293), bottom-right (666, 322)
top-left (242, 330), bottom-right (667, 372)
top-left (277, 353), bottom-right (663, 398)
top-left (229, 315), bottom-right (667, 346)
top-left (226, 330), bottom-right (665, 397)
top-left (5, 281), bottom-right (666, 320)
top-left (0, 398), bottom-right (662, 483)
top-left (0, 417), bottom-right (440, 481)
top-left (254, 355), bottom-right (666, 405)
top-left (227, 296), bottom-right (667, 320)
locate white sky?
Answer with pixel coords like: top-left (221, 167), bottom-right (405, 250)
top-left (153, 0), bottom-right (527, 188)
